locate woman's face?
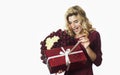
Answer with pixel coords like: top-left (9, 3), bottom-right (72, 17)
top-left (68, 15), bottom-right (82, 35)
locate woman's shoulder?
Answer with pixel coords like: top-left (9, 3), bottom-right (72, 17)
top-left (89, 30), bottom-right (101, 41)
top-left (89, 30), bottom-right (100, 36)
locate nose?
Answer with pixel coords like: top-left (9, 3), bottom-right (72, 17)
top-left (71, 22), bottom-right (75, 28)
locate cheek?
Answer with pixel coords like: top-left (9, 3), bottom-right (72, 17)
top-left (76, 22), bottom-right (81, 26)
top-left (79, 25), bottom-right (83, 30)
top-left (77, 24), bottom-right (82, 31)
top-left (79, 25), bottom-right (82, 28)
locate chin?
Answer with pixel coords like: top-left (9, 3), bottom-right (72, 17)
top-left (75, 32), bottom-right (80, 35)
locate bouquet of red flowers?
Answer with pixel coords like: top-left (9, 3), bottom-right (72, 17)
top-left (40, 29), bottom-right (77, 64)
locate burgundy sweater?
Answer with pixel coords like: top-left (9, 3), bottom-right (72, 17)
top-left (64, 31), bottom-right (102, 75)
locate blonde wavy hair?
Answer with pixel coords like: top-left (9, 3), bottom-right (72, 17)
top-left (65, 5), bottom-right (95, 37)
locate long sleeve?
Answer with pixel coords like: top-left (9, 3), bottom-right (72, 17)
top-left (89, 31), bottom-right (102, 66)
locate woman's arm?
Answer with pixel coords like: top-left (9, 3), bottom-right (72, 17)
top-left (79, 31), bottom-right (102, 66)
top-left (85, 47), bottom-right (97, 62)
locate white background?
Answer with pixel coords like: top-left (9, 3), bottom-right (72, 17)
top-left (0, 0), bottom-right (120, 75)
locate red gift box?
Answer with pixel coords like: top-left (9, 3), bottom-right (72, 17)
top-left (44, 44), bottom-right (87, 74)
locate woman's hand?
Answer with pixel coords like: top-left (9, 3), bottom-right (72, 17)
top-left (55, 70), bottom-right (63, 75)
top-left (79, 34), bottom-right (97, 61)
top-left (79, 34), bottom-right (90, 49)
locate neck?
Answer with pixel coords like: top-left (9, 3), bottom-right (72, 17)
top-left (75, 34), bottom-right (81, 39)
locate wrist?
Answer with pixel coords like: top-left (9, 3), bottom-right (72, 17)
top-left (85, 46), bottom-right (91, 50)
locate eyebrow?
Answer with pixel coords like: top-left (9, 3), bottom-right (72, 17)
top-left (68, 19), bottom-right (78, 24)
top-left (73, 20), bottom-right (78, 22)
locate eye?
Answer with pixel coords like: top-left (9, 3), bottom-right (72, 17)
top-left (74, 20), bottom-right (78, 23)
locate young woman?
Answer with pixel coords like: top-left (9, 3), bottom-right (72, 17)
top-left (40, 5), bottom-right (102, 75)
top-left (59, 5), bottom-right (102, 75)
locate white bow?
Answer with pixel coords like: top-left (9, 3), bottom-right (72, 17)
top-left (60, 47), bottom-right (71, 66)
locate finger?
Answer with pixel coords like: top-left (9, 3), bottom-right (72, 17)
top-left (57, 70), bottom-right (63, 74)
top-left (79, 37), bottom-right (84, 41)
top-left (79, 38), bottom-right (89, 43)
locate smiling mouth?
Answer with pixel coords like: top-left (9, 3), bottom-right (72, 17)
top-left (73, 27), bottom-right (79, 32)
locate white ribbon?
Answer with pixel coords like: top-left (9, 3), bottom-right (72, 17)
top-left (46, 50), bottom-right (83, 64)
top-left (59, 47), bottom-right (83, 71)
top-left (60, 47), bottom-right (71, 66)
